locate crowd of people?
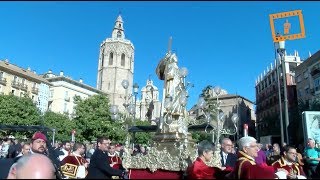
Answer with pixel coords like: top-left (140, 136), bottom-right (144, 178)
top-left (0, 132), bottom-right (149, 179)
top-left (187, 137), bottom-right (320, 179)
top-left (1, 132), bottom-right (320, 179)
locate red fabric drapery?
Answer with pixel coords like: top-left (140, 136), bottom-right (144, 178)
top-left (129, 169), bottom-right (183, 179)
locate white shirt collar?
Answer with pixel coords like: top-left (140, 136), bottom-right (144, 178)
top-left (222, 151), bottom-right (228, 157)
top-left (283, 158), bottom-right (293, 166)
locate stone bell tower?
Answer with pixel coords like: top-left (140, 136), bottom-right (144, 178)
top-left (96, 14), bottom-right (135, 112)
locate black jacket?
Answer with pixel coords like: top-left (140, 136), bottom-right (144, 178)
top-left (220, 151), bottom-right (237, 168)
top-left (86, 149), bottom-right (123, 179)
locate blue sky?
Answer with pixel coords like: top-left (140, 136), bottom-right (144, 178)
top-left (0, 2), bottom-right (319, 110)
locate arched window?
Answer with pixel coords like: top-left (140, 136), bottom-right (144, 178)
top-left (117, 31), bottom-right (121, 38)
top-left (101, 52), bottom-right (104, 67)
top-left (109, 52), bottom-right (113, 65)
top-left (121, 53), bottom-right (125, 66)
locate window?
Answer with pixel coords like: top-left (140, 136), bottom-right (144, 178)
top-left (101, 52), bottom-right (104, 67)
top-left (11, 89), bottom-right (15, 95)
top-left (108, 82), bottom-right (110, 90)
top-left (13, 76), bottom-right (17, 82)
top-left (109, 52), bottom-right (113, 65)
top-left (21, 78), bottom-right (25, 85)
top-left (50, 90), bottom-right (54, 98)
top-left (20, 92), bottom-right (23, 97)
top-left (305, 86), bottom-right (310, 94)
top-left (32, 95), bottom-right (35, 100)
top-left (64, 103), bottom-right (67, 112)
top-left (304, 71), bottom-right (309, 79)
top-left (65, 91), bottom-right (68, 98)
top-left (121, 53), bottom-right (125, 66)
top-left (99, 72), bottom-right (103, 90)
top-left (0, 71), bottom-right (3, 79)
top-left (314, 77), bottom-right (320, 92)
top-left (117, 31), bottom-right (121, 38)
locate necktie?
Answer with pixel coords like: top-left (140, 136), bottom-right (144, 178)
top-left (224, 154), bottom-right (228, 165)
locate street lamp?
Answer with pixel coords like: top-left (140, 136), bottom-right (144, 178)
top-left (276, 40), bottom-right (290, 144)
top-left (133, 83), bottom-right (139, 120)
top-left (110, 80), bottom-right (138, 146)
top-left (197, 86), bottom-right (238, 167)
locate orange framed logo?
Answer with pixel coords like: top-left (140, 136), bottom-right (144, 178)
top-left (269, 10), bottom-right (305, 42)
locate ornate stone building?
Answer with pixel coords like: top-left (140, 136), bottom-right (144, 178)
top-left (96, 15), bottom-right (135, 112)
top-left (136, 79), bottom-right (161, 122)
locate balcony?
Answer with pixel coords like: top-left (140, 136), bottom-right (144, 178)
top-left (11, 81), bottom-right (20, 89)
top-left (0, 78), bottom-right (7, 86)
top-left (20, 84), bottom-right (28, 91)
top-left (311, 66), bottom-right (320, 77)
top-left (64, 96), bottom-right (70, 102)
top-left (32, 87), bottom-right (39, 94)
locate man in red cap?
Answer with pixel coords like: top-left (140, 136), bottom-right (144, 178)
top-left (30, 131), bottom-right (47, 154)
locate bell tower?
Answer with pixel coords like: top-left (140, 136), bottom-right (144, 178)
top-left (96, 14), bottom-right (135, 112)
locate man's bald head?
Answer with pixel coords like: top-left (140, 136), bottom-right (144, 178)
top-left (14, 154), bottom-right (56, 179)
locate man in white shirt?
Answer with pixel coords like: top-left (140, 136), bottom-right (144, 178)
top-left (59, 141), bottom-right (71, 161)
top-left (16, 143), bottom-right (30, 157)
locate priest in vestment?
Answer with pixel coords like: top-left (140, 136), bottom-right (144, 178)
top-left (232, 136), bottom-right (283, 179)
top-left (272, 145), bottom-right (306, 179)
top-left (61, 142), bottom-right (88, 179)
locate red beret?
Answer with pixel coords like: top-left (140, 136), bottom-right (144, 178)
top-left (32, 131), bottom-right (47, 142)
top-left (115, 144), bottom-right (121, 148)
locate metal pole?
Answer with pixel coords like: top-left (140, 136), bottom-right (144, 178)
top-left (134, 93), bottom-right (137, 120)
top-left (280, 52), bottom-right (290, 144)
top-left (275, 47), bottom-right (284, 146)
top-left (216, 95), bottom-right (220, 145)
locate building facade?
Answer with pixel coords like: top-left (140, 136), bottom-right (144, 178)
top-left (0, 60), bottom-right (51, 113)
top-left (96, 14), bottom-right (135, 112)
top-left (189, 89), bottom-right (256, 139)
top-left (255, 51), bottom-right (302, 142)
top-left (136, 79), bottom-right (161, 122)
top-left (295, 50), bottom-right (320, 105)
top-left (43, 70), bottom-right (105, 117)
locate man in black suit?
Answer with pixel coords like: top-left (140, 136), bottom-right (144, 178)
top-left (220, 138), bottom-right (237, 169)
top-left (86, 136), bottom-right (125, 179)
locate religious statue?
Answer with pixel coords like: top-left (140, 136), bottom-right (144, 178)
top-left (156, 37), bottom-right (189, 134)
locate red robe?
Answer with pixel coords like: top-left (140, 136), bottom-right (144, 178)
top-left (187, 157), bottom-right (217, 179)
top-left (233, 151), bottom-right (276, 179)
top-left (272, 157), bottom-right (306, 176)
top-left (108, 153), bottom-right (123, 170)
top-left (61, 153), bottom-right (88, 179)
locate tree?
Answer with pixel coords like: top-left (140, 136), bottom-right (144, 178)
top-left (42, 111), bottom-right (76, 142)
top-left (73, 94), bottom-right (126, 142)
top-left (133, 120), bottom-right (154, 145)
top-left (191, 131), bottom-right (211, 143)
top-left (0, 94), bottom-right (41, 138)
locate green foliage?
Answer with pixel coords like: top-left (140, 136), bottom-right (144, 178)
top-left (73, 94), bottom-right (126, 142)
top-left (200, 85), bottom-right (219, 122)
top-left (0, 94), bottom-right (40, 137)
top-left (191, 131), bottom-right (211, 143)
top-left (43, 111), bottom-right (76, 142)
top-left (133, 120), bottom-right (154, 145)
